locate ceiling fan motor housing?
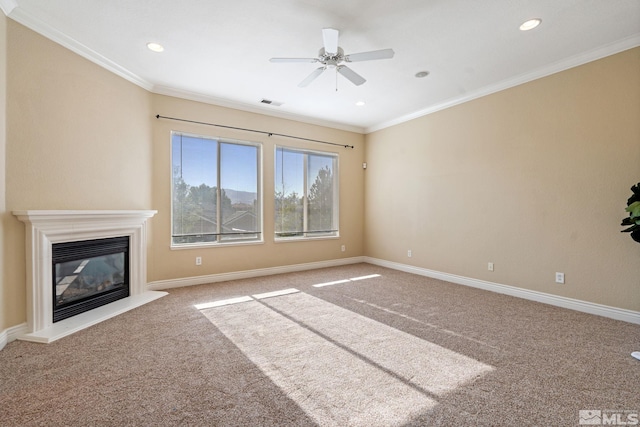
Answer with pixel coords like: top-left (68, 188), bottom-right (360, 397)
top-left (319, 47), bottom-right (345, 68)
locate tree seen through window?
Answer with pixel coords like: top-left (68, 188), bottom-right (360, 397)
top-left (275, 147), bottom-right (338, 238)
top-left (172, 133), bottom-right (260, 245)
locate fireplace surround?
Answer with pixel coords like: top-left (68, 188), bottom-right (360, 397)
top-left (13, 210), bottom-right (167, 343)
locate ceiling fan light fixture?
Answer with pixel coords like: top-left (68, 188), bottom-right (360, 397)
top-left (146, 42), bottom-right (164, 53)
top-left (355, 101), bottom-right (365, 107)
top-left (415, 71), bottom-right (430, 78)
top-left (519, 18), bottom-right (542, 31)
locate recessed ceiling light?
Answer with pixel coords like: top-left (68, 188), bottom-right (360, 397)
top-left (415, 71), bottom-right (430, 78)
top-left (519, 18), bottom-right (541, 31)
top-left (355, 101), bottom-right (365, 107)
top-left (146, 42), bottom-right (164, 53)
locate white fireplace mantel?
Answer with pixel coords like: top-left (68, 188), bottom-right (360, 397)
top-left (13, 210), bottom-right (167, 343)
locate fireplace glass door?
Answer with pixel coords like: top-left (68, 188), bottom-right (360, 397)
top-left (53, 236), bottom-right (130, 322)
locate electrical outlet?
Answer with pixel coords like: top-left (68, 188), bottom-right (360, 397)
top-left (407, 249), bottom-right (412, 258)
top-left (555, 272), bottom-right (564, 284)
top-left (341, 245), bottom-right (346, 252)
top-left (195, 256), bottom-right (202, 266)
top-left (488, 262), bottom-right (494, 272)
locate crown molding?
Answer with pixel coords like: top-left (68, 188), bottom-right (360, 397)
top-left (6, 5), bottom-right (153, 91)
top-left (151, 85), bottom-right (366, 134)
top-left (6, 3), bottom-right (638, 136)
top-left (0, 0), bottom-right (17, 16)
top-left (366, 34), bottom-right (640, 134)
top-left (5, 4), bottom-right (364, 134)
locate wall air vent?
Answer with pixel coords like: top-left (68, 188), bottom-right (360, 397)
top-left (260, 99), bottom-right (283, 107)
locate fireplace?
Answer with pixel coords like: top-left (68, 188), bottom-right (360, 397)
top-left (13, 210), bottom-right (167, 343)
top-left (53, 236), bottom-right (130, 323)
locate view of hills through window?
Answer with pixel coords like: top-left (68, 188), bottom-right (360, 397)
top-left (172, 133), bottom-right (260, 244)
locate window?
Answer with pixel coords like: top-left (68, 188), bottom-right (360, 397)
top-left (275, 146), bottom-right (338, 239)
top-left (172, 132), bottom-right (261, 246)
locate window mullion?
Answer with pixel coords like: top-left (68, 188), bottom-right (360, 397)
top-left (302, 153), bottom-right (308, 236)
top-left (216, 141), bottom-right (222, 243)
top-left (333, 156), bottom-right (339, 233)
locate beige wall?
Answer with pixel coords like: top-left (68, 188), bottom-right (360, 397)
top-left (3, 21), bottom-right (153, 329)
top-left (0, 13), bottom-right (7, 333)
top-left (149, 95), bottom-right (365, 282)
top-left (1, 21), bottom-right (364, 331)
top-left (365, 47), bottom-right (640, 311)
top-left (1, 18), bottom-right (637, 337)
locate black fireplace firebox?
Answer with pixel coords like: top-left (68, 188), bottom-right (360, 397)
top-left (52, 236), bottom-right (130, 323)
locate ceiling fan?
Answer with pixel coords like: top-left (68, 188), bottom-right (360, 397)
top-left (270, 28), bottom-right (394, 88)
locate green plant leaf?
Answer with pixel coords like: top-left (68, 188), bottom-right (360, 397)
top-left (622, 183), bottom-right (640, 243)
top-left (628, 183), bottom-right (640, 205)
top-left (625, 201), bottom-right (640, 218)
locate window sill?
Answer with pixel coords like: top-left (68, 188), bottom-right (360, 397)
top-left (274, 234), bottom-right (340, 243)
top-left (170, 239), bottom-right (264, 250)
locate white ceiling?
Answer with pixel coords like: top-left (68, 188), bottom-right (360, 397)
top-left (5, 0), bottom-right (640, 133)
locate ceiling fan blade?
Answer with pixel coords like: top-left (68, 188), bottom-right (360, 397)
top-left (345, 48), bottom-right (395, 62)
top-left (322, 28), bottom-right (339, 55)
top-left (298, 67), bottom-right (326, 87)
top-left (337, 65), bottom-right (366, 86)
top-left (270, 57), bottom-right (319, 63)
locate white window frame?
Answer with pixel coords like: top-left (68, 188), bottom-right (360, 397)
top-left (171, 131), bottom-right (263, 248)
top-left (274, 145), bottom-right (339, 241)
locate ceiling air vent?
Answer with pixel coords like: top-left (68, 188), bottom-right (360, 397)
top-left (260, 99), bottom-right (283, 107)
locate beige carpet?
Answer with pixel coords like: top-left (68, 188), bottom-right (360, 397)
top-left (1, 263), bottom-right (638, 426)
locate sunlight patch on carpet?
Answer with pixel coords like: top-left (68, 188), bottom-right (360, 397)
top-left (194, 289), bottom-right (300, 310)
top-left (350, 274), bottom-right (381, 281)
top-left (312, 279), bottom-right (350, 288)
top-left (264, 293), bottom-right (494, 395)
top-left (201, 292), bottom-right (493, 426)
top-left (312, 273), bottom-right (381, 288)
top-left (252, 288), bottom-right (300, 299)
top-left (194, 296), bottom-right (253, 310)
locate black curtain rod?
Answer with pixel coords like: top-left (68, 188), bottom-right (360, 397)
top-left (155, 114), bottom-right (354, 149)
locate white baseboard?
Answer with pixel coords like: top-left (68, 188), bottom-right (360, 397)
top-left (147, 256), bottom-right (366, 291)
top-left (364, 257), bottom-right (640, 325)
top-left (149, 254), bottom-right (640, 325)
top-left (5, 254), bottom-right (632, 351)
top-left (0, 322), bottom-right (29, 351)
